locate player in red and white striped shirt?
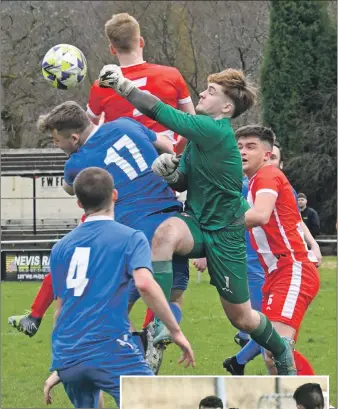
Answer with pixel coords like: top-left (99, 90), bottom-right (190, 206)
top-left (237, 125), bottom-right (320, 374)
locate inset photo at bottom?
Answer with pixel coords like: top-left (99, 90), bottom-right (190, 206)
top-left (121, 376), bottom-right (331, 409)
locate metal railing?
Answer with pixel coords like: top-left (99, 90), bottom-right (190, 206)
top-left (1, 237), bottom-right (336, 245)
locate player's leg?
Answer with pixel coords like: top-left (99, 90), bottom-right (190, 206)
top-left (129, 211), bottom-right (189, 349)
top-left (137, 259), bottom-right (189, 375)
top-left (235, 271), bottom-right (263, 347)
top-left (8, 273), bottom-right (54, 337)
top-left (131, 212), bottom-right (185, 310)
top-left (127, 212), bottom-right (191, 373)
top-left (126, 212), bottom-right (175, 362)
top-left (261, 261), bottom-right (320, 375)
top-left (142, 255), bottom-right (188, 328)
top-left (139, 213), bottom-right (200, 374)
top-left (224, 275), bottom-right (264, 375)
top-left (203, 224), bottom-right (296, 375)
top-left (146, 255), bottom-right (189, 374)
top-left (151, 213), bottom-right (205, 345)
top-left (170, 254), bottom-right (189, 311)
top-left (152, 254), bottom-right (189, 343)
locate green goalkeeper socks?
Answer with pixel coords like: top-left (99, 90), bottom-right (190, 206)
top-left (152, 260), bottom-right (173, 302)
top-left (249, 312), bottom-right (286, 356)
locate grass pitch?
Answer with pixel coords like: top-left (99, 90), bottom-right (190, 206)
top-left (1, 257), bottom-right (336, 408)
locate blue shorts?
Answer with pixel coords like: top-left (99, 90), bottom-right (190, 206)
top-left (57, 334), bottom-right (153, 408)
top-left (128, 211), bottom-right (189, 303)
top-left (247, 271), bottom-right (264, 311)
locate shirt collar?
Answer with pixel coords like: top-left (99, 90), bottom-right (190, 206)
top-left (120, 61), bottom-right (146, 68)
top-left (84, 215), bottom-right (114, 222)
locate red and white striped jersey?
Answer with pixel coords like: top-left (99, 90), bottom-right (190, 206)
top-left (87, 62), bottom-right (192, 146)
top-left (247, 165), bottom-right (317, 274)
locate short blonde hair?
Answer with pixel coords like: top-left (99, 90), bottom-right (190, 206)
top-left (104, 13), bottom-right (140, 52)
top-left (208, 69), bottom-right (257, 118)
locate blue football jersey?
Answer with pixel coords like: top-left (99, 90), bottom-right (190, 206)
top-left (292, 186), bottom-right (299, 208)
top-left (64, 118), bottom-right (181, 227)
top-left (242, 176), bottom-right (264, 277)
top-left (50, 216), bottom-right (153, 371)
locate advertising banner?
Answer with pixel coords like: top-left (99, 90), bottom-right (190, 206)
top-left (2, 250), bottom-right (50, 281)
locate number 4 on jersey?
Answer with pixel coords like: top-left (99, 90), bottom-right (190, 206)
top-left (66, 247), bottom-right (90, 297)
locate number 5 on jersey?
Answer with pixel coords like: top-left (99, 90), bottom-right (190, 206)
top-left (66, 247), bottom-right (90, 296)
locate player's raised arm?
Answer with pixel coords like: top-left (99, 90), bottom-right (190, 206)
top-left (98, 65), bottom-right (255, 149)
top-left (99, 66), bottom-right (221, 147)
top-left (175, 81), bottom-right (196, 154)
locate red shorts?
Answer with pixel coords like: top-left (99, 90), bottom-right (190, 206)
top-left (262, 261), bottom-right (320, 332)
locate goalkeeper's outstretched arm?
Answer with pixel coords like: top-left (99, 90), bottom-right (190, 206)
top-left (125, 87), bottom-right (225, 148)
top-left (99, 64), bottom-right (226, 148)
top-left (125, 87), bottom-right (160, 119)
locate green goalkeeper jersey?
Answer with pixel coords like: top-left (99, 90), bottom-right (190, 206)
top-left (153, 101), bottom-right (249, 231)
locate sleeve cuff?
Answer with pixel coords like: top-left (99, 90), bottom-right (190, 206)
top-left (178, 96), bottom-right (192, 104)
top-left (86, 105), bottom-right (101, 118)
top-left (256, 188), bottom-right (278, 197)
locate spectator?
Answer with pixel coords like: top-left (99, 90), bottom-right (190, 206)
top-left (293, 383), bottom-right (324, 409)
top-left (199, 396), bottom-right (223, 409)
top-left (298, 193), bottom-right (320, 237)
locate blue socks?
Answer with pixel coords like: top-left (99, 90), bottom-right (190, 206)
top-left (236, 339), bottom-right (262, 365)
top-left (170, 302), bottom-right (182, 324)
top-left (237, 331), bottom-right (249, 341)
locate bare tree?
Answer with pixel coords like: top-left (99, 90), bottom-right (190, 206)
top-left (1, 0), bottom-right (270, 147)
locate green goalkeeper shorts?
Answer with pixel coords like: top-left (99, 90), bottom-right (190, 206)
top-left (174, 212), bottom-right (250, 304)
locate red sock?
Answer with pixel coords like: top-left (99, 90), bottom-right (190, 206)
top-left (30, 273), bottom-right (54, 319)
top-left (294, 350), bottom-right (315, 375)
top-left (142, 308), bottom-right (155, 328)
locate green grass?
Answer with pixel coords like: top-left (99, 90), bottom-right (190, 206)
top-left (1, 257), bottom-right (336, 408)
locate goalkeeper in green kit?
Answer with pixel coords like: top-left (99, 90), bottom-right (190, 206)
top-left (99, 64), bottom-right (296, 375)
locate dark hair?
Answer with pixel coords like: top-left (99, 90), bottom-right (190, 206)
top-left (298, 192), bottom-right (307, 199)
top-left (273, 140), bottom-right (284, 164)
top-left (199, 396), bottom-right (223, 409)
top-left (235, 125), bottom-right (275, 149)
top-left (37, 101), bottom-right (90, 138)
top-left (74, 167), bottom-right (114, 214)
top-left (293, 383), bottom-right (324, 409)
